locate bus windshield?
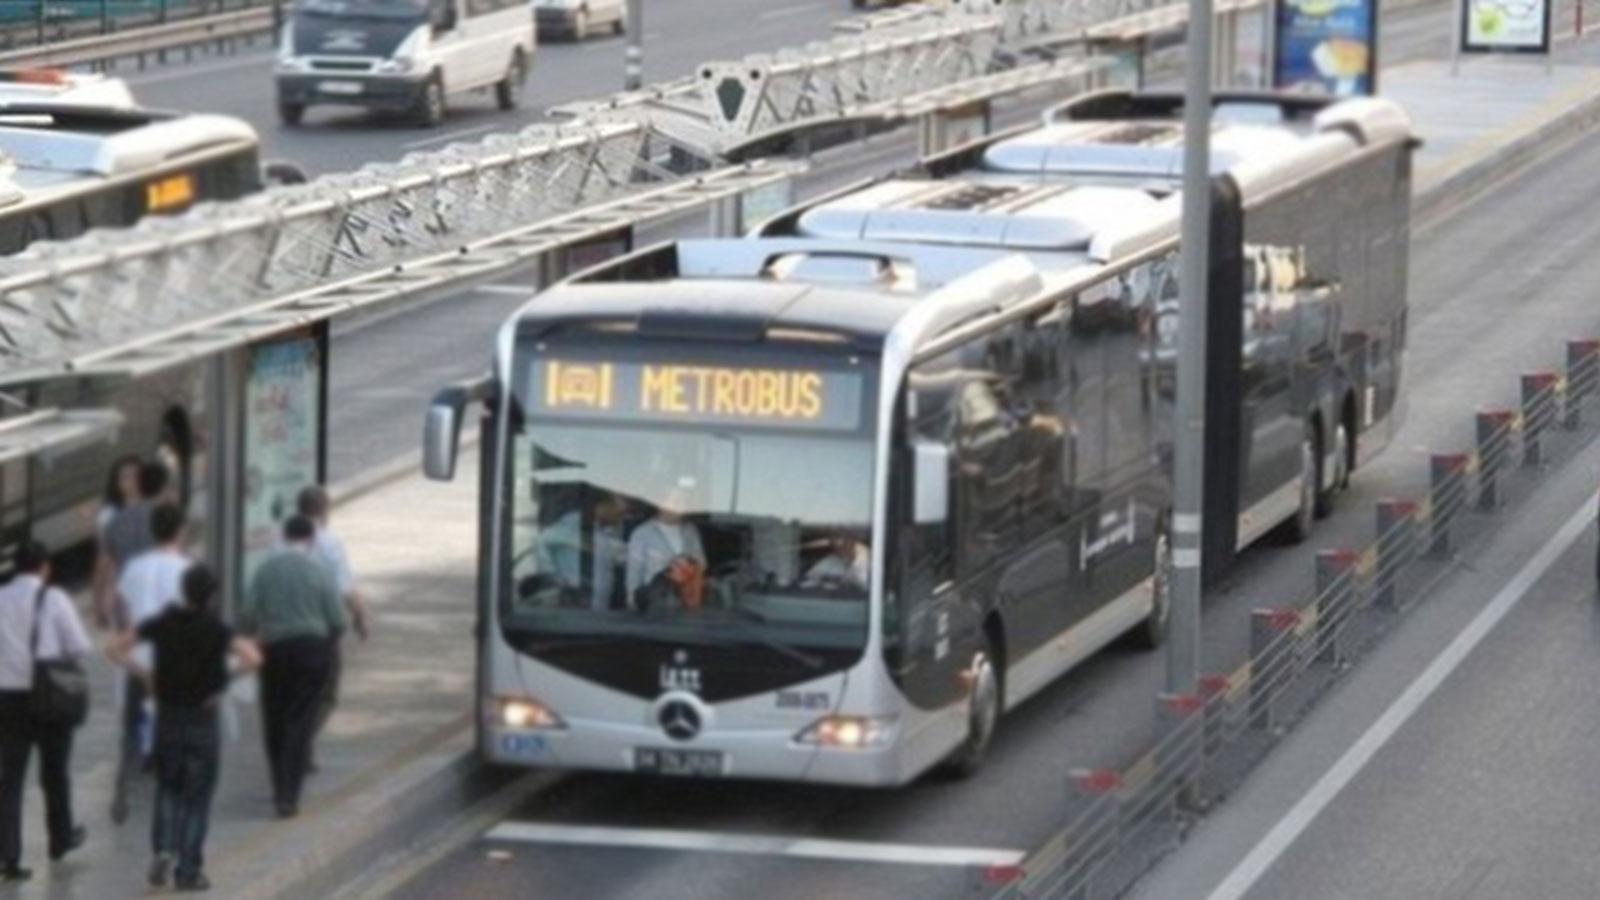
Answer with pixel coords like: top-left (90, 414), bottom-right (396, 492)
top-left (505, 420), bottom-right (875, 655)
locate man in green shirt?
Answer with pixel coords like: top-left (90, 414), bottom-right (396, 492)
top-left (240, 514), bottom-right (344, 818)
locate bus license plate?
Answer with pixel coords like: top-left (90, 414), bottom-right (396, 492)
top-left (319, 80), bottom-right (362, 95)
top-left (634, 748), bottom-right (725, 777)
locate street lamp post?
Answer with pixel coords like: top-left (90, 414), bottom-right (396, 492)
top-left (1167, 0), bottom-right (1214, 696)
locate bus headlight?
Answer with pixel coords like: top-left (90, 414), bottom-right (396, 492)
top-left (376, 57), bottom-right (416, 74)
top-left (795, 715), bottom-right (895, 749)
top-left (499, 697), bottom-right (564, 730)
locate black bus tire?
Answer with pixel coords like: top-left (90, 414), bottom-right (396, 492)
top-left (278, 101), bottom-right (305, 127)
top-left (1316, 420), bottom-right (1350, 519)
top-left (1281, 421), bottom-right (1319, 544)
top-left (944, 635), bottom-right (1002, 779)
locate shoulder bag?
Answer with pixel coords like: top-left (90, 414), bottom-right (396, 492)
top-left (29, 583), bottom-right (90, 728)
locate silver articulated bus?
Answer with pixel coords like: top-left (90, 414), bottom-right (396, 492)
top-left (423, 90), bottom-right (1416, 786)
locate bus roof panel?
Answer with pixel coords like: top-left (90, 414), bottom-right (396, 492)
top-left (793, 179), bottom-right (1163, 252)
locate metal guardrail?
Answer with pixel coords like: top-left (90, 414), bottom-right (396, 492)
top-left (980, 338), bottom-right (1600, 900)
top-left (0, 0), bottom-right (270, 66)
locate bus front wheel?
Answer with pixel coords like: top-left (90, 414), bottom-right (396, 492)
top-left (945, 642), bottom-right (1001, 779)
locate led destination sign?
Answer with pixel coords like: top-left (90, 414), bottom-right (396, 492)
top-left (529, 359), bottom-right (865, 431)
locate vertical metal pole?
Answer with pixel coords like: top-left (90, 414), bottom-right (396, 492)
top-left (1168, 0), bottom-right (1213, 696)
top-left (625, 0), bottom-right (644, 90)
top-left (210, 348), bottom-right (248, 619)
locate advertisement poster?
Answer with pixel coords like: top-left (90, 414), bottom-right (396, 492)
top-left (1462, 0), bottom-right (1550, 52)
top-left (1272, 0), bottom-right (1380, 96)
top-left (737, 179), bottom-right (795, 233)
top-left (241, 333), bottom-right (324, 589)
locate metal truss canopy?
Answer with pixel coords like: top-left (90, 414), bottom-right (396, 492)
top-left (53, 161), bottom-right (804, 383)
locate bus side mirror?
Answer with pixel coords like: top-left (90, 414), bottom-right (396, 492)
top-left (423, 375), bottom-right (494, 481)
top-left (911, 441), bottom-right (950, 526)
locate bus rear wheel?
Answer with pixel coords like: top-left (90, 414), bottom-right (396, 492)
top-left (1316, 421), bottom-right (1350, 519)
top-left (945, 643), bottom-right (1001, 779)
top-left (1281, 423), bottom-right (1319, 544)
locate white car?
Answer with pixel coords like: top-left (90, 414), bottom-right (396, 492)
top-left (533, 0), bottom-right (624, 40)
top-left (275, 0), bottom-right (536, 127)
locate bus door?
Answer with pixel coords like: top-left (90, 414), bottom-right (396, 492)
top-left (1239, 246), bottom-right (1300, 514)
top-left (896, 372), bottom-right (979, 712)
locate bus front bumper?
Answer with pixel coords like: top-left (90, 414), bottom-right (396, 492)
top-left (484, 721), bottom-right (914, 787)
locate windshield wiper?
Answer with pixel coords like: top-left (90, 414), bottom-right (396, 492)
top-left (687, 625), bottom-right (826, 670)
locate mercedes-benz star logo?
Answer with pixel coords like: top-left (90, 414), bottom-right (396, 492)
top-left (658, 700), bottom-right (701, 742)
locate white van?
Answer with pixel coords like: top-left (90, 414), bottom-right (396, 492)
top-left (274, 0), bottom-right (535, 127)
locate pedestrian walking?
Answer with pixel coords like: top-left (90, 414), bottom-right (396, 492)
top-left (110, 564), bottom-right (261, 893)
top-left (97, 454), bottom-right (143, 541)
top-left (0, 541), bottom-right (90, 882)
top-left (295, 486), bottom-right (370, 771)
top-left (110, 501), bottom-right (191, 825)
top-left (240, 515), bottom-right (345, 818)
top-left (95, 460), bottom-right (169, 630)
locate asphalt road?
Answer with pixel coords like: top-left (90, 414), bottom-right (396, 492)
top-left (375, 26), bottom-right (1600, 900)
top-left (1236, 521), bottom-right (1600, 900)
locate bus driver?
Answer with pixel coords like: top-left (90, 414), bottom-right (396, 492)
top-left (801, 534), bottom-right (870, 591)
top-left (625, 478), bottom-right (707, 611)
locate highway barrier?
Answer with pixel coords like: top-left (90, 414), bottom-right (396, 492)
top-left (0, 0), bottom-right (270, 67)
top-left (980, 336), bottom-right (1600, 900)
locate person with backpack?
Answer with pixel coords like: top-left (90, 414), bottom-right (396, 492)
top-left (0, 541), bottom-right (91, 882)
top-left (110, 564), bottom-right (262, 892)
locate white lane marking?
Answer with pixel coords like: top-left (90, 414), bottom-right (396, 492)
top-left (126, 51), bottom-right (273, 86)
top-left (1206, 493), bottom-right (1600, 900)
top-left (474, 284), bottom-right (534, 297)
top-left (758, 1), bottom-right (825, 21)
top-left (486, 822), bottom-right (1026, 868)
top-left (403, 124), bottom-right (501, 150)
